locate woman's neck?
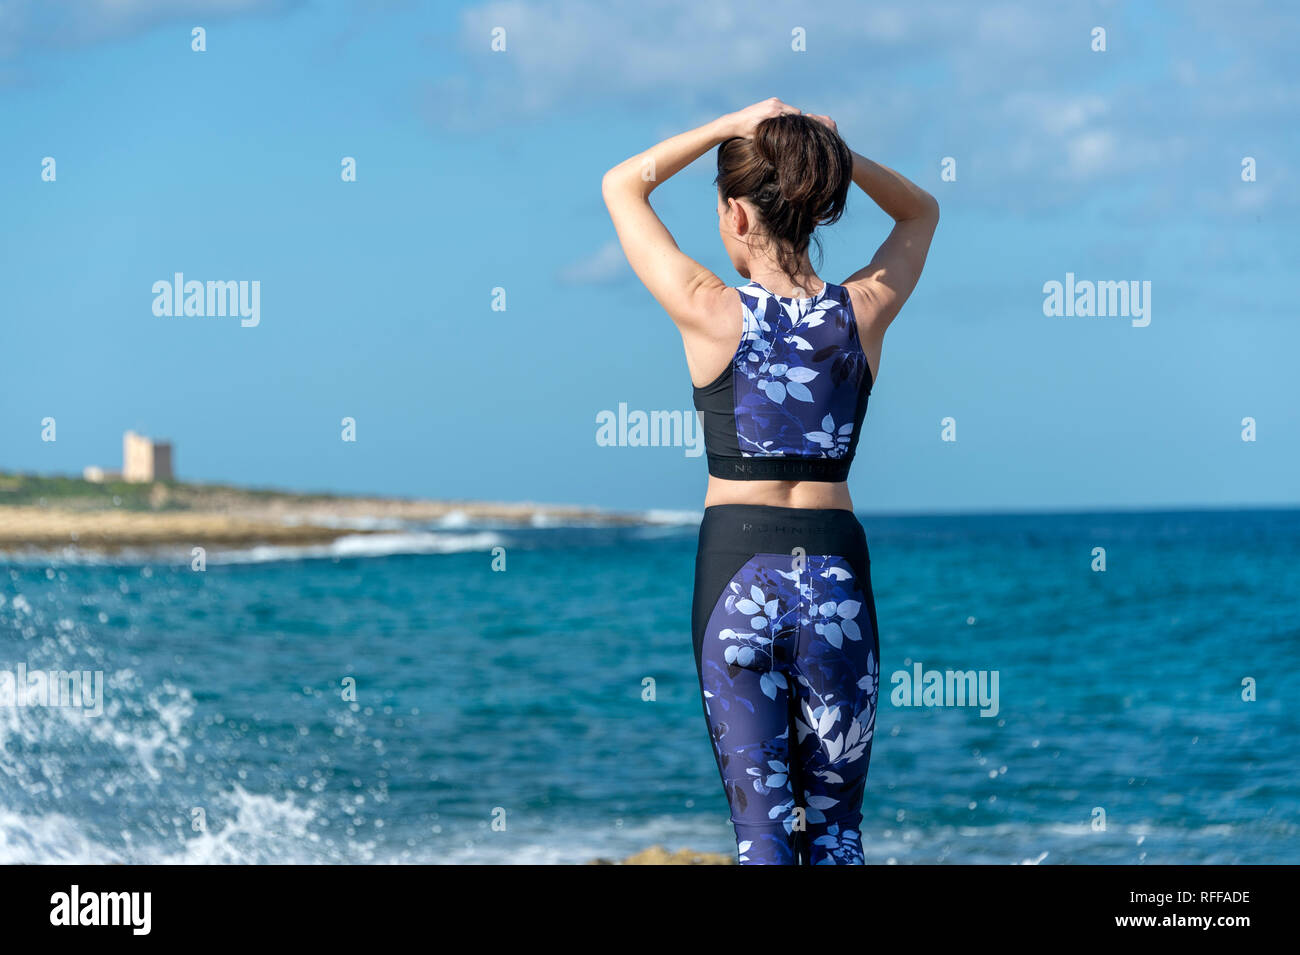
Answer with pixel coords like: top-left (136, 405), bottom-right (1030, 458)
top-left (746, 261), bottom-right (823, 298)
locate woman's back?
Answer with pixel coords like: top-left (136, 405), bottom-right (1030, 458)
top-left (601, 99), bottom-right (934, 511)
top-left (694, 278), bottom-right (872, 504)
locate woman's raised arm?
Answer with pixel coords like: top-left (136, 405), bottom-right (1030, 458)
top-left (839, 146), bottom-right (940, 337)
top-left (601, 99), bottom-right (798, 333)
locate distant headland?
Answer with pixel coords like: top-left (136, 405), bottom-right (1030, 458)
top-left (0, 470), bottom-right (645, 553)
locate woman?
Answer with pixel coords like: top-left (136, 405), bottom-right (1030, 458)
top-left (602, 98), bottom-right (938, 864)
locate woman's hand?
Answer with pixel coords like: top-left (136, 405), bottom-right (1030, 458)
top-left (803, 112), bottom-right (838, 135)
top-left (723, 97), bottom-right (800, 139)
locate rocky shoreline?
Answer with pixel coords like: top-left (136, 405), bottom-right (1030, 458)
top-left (0, 474), bottom-right (647, 552)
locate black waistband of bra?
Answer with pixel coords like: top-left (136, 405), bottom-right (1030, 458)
top-left (706, 453), bottom-right (852, 482)
top-left (697, 503), bottom-right (866, 559)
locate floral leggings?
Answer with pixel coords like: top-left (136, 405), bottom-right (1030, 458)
top-left (692, 504), bottom-right (880, 865)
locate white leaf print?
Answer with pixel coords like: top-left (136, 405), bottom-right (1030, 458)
top-left (737, 840), bottom-right (753, 853)
top-left (766, 773), bottom-right (788, 787)
top-left (857, 673), bottom-right (874, 689)
top-left (801, 701), bottom-right (819, 734)
top-left (724, 645), bottom-right (738, 664)
top-left (837, 600), bottom-right (861, 620)
top-left (822, 414), bottom-right (835, 431)
top-left (785, 366), bottom-right (818, 383)
top-left (787, 335), bottom-right (813, 350)
top-left (735, 599), bottom-right (761, 615)
top-left (770, 671), bottom-right (788, 688)
top-left (717, 628), bottom-right (737, 640)
top-left (751, 616), bottom-right (768, 629)
top-left (786, 382), bottom-right (814, 402)
top-left (838, 423), bottom-right (854, 435)
top-left (764, 598), bottom-right (779, 617)
top-left (817, 706), bottom-right (839, 738)
top-left (846, 719), bottom-right (862, 749)
top-left (770, 363), bottom-right (789, 376)
top-left (750, 585), bottom-right (765, 603)
top-left (826, 733), bottom-right (844, 761)
top-left (824, 566), bottom-right (852, 581)
top-left (842, 618), bottom-right (861, 641)
top-left (804, 430), bottom-right (835, 448)
top-left (819, 601), bottom-right (837, 616)
top-left (760, 673), bottom-right (777, 700)
top-left (806, 795), bottom-right (839, 810)
top-left (765, 380), bottom-right (787, 403)
top-left (824, 622), bottom-right (843, 648)
top-left (736, 646), bottom-right (755, 666)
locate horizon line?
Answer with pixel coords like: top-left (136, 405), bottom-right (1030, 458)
top-left (3, 468), bottom-right (1297, 521)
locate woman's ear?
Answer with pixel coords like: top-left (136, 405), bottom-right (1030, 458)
top-left (729, 198), bottom-right (749, 237)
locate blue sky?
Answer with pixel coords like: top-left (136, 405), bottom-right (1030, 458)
top-left (1, 0), bottom-right (1296, 513)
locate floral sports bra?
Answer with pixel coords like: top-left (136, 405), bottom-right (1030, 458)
top-left (692, 280), bottom-right (873, 482)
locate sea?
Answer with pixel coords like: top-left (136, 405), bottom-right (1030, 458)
top-left (1, 508), bottom-right (1296, 864)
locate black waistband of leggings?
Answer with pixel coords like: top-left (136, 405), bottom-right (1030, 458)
top-left (706, 454), bottom-right (853, 482)
top-left (697, 504), bottom-right (867, 560)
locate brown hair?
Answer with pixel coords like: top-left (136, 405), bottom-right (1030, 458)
top-left (715, 113), bottom-right (853, 286)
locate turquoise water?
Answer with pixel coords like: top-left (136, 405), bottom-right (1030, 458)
top-left (1, 509), bottom-right (1297, 864)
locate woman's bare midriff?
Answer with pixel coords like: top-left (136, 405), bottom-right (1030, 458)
top-left (703, 476), bottom-right (854, 512)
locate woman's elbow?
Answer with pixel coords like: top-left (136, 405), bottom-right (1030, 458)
top-left (918, 191), bottom-right (940, 221)
top-left (601, 166), bottom-right (629, 201)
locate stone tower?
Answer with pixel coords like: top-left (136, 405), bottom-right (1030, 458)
top-left (123, 430), bottom-right (174, 483)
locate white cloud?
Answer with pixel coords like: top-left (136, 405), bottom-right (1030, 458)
top-left (1065, 129), bottom-right (1118, 179)
top-left (0, 0), bottom-right (296, 56)
top-left (433, 0), bottom-right (964, 129)
top-left (557, 239), bottom-right (630, 285)
top-left (431, 0), bottom-right (1296, 215)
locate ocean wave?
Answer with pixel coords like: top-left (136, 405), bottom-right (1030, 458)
top-left (0, 788), bottom-right (341, 865)
top-left (0, 532), bottom-right (509, 567)
top-left (280, 514), bottom-right (412, 531)
top-left (640, 508), bottom-right (704, 526)
top-left (208, 531), bottom-right (507, 564)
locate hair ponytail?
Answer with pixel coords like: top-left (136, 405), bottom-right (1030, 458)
top-left (715, 113), bottom-right (852, 285)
